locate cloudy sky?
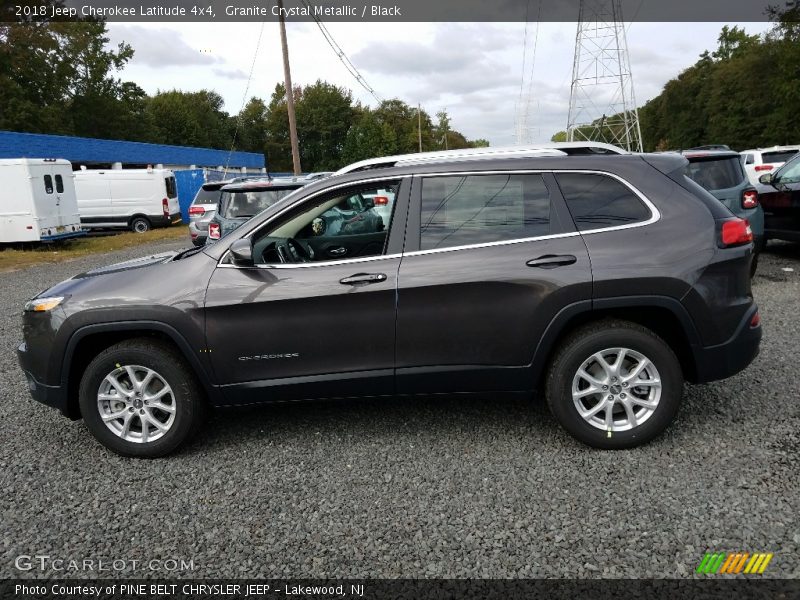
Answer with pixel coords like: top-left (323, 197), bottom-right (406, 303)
top-left (106, 21), bottom-right (771, 146)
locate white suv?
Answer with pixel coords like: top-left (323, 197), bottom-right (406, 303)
top-left (741, 146), bottom-right (800, 193)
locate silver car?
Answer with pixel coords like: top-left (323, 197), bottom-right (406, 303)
top-left (188, 180), bottom-right (242, 246)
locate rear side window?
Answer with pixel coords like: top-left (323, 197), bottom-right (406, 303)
top-left (419, 174), bottom-right (551, 250)
top-left (684, 157), bottom-right (745, 190)
top-left (55, 174), bottom-right (64, 193)
top-left (44, 175), bottom-right (53, 194)
top-left (762, 150), bottom-right (799, 164)
top-left (743, 154), bottom-right (754, 165)
top-left (165, 176), bottom-right (178, 199)
top-left (555, 173), bottom-right (650, 231)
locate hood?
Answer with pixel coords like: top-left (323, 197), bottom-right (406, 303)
top-left (72, 252), bottom-right (176, 279)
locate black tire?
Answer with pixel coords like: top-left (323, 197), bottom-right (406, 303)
top-left (79, 338), bottom-right (205, 458)
top-left (130, 216), bottom-right (151, 233)
top-left (545, 319), bottom-right (683, 449)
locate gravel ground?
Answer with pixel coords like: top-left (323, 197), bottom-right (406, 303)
top-left (0, 238), bottom-right (798, 579)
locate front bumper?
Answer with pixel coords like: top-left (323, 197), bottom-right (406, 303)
top-left (17, 342), bottom-right (76, 419)
top-left (692, 304), bottom-right (762, 383)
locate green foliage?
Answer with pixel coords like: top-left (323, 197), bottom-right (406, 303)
top-left (639, 15), bottom-right (799, 150)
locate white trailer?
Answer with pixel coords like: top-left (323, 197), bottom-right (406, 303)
top-left (0, 158), bottom-right (85, 243)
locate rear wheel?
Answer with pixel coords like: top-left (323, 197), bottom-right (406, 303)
top-left (545, 319), bottom-right (683, 449)
top-left (79, 339), bottom-right (205, 458)
top-left (130, 216), bottom-right (151, 233)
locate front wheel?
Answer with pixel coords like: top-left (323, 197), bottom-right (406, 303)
top-left (545, 319), bottom-right (683, 449)
top-left (79, 339), bottom-right (205, 458)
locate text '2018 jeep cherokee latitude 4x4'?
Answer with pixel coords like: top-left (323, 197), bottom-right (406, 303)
top-left (18, 143), bottom-right (762, 457)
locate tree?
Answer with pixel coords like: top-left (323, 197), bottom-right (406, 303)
top-left (294, 80), bottom-right (355, 170)
top-left (145, 90), bottom-right (232, 149)
top-left (342, 110), bottom-right (397, 164)
top-left (234, 97), bottom-right (268, 154)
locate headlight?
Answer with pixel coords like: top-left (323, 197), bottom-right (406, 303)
top-left (24, 296), bottom-right (65, 312)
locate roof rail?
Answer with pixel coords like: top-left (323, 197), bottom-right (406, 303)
top-left (334, 142), bottom-right (627, 175)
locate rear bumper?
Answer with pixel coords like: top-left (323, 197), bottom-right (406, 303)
top-left (692, 304), bottom-right (762, 383)
top-left (40, 230), bottom-right (86, 242)
top-left (17, 342), bottom-right (75, 419)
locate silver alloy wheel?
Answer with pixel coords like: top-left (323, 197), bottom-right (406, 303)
top-left (97, 365), bottom-right (176, 443)
top-left (571, 347), bottom-right (662, 432)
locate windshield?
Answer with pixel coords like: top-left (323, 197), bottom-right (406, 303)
top-left (220, 188), bottom-right (299, 219)
top-left (762, 150), bottom-right (799, 164)
top-left (684, 157), bottom-right (745, 191)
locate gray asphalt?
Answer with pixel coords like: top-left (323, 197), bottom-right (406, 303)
top-left (0, 238), bottom-right (798, 579)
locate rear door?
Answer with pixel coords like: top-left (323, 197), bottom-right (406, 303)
top-left (395, 170), bottom-right (592, 394)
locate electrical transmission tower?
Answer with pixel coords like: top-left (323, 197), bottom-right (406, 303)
top-left (566, 0), bottom-right (643, 152)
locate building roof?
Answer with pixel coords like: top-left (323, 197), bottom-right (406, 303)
top-left (0, 130), bottom-right (265, 169)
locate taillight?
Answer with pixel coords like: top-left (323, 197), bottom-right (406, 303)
top-left (189, 206), bottom-right (205, 216)
top-left (720, 218), bottom-right (753, 247)
top-left (750, 311), bottom-right (761, 328)
top-left (754, 165), bottom-right (773, 172)
top-left (742, 189), bottom-right (759, 209)
top-left (373, 196), bottom-right (389, 206)
top-left (208, 223), bottom-right (221, 240)
top-left (162, 198), bottom-right (169, 217)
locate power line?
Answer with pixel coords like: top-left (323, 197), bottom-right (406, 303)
top-left (299, 0), bottom-right (382, 104)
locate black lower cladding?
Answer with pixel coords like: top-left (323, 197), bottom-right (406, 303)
top-left (18, 343), bottom-right (73, 418)
top-left (692, 304), bottom-right (762, 383)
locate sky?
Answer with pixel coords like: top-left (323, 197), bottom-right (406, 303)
top-left (105, 21), bottom-right (772, 147)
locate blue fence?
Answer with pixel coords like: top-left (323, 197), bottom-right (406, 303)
top-left (174, 170), bottom-right (205, 222)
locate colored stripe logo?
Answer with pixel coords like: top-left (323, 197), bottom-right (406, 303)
top-left (696, 552), bottom-right (773, 574)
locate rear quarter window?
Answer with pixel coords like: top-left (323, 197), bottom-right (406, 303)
top-left (554, 173), bottom-right (651, 231)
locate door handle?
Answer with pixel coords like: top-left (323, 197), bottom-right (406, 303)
top-left (526, 254), bottom-right (578, 269)
top-left (328, 246), bottom-right (348, 256)
top-left (339, 273), bottom-right (387, 285)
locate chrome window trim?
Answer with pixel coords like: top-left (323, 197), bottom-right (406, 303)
top-left (403, 169), bottom-right (660, 257)
top-left (218, 175), bottom-right (407, 269)
top-left (217, 169), bottom-right (660, 267)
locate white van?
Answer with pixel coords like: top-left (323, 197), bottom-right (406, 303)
top-left (0, 158), bottom-right (84, 243)
top-left (74, 168), bottom-right (181, 233)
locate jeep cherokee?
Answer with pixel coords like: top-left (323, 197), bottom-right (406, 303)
top-left (18, 143), bottom-right (762, 457)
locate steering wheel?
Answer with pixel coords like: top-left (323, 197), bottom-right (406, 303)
top-left (276, 237), bottom-right (313, 263)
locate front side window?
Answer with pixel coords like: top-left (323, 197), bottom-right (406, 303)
top-left (44, 175), bottom-right (53, 194)
top-left (250, 181), bottom-right (399, 264)
top-left (55, 174), bottom-right (64, 193)
top-left (555, 173), bottom-right (651, 231)
top-left (419, 174), bottom-right (551, 250)
top-left (775, 156), bottom-right (800, 184)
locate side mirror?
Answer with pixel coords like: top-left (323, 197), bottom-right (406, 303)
top-left (229, 238), bottom-right (254, 267)
top-left (758, 172), bottom-right (775, 186)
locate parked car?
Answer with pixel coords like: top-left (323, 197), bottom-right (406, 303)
top-left (17, 143), bottom-right (761, 457)
top-left (188, 180), bottom-right (237, 247)
top-left (0, 158), bottom-right (84, 243)
top-left (741, 146), bottom-right (800, 193)
top-left (757, 151), bottom-right (800, 242)
top-left (206, 178), bottom-right (306, 242)
top-left (73, 168), bottom-right (181, 233)
top-left (681, 150), bottom-right (764, 273)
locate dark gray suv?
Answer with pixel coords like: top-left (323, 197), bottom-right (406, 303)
top-left (17, 144), bottom-right (762, 457)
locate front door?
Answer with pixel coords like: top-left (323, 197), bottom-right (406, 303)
top-left (395, 171), bottom-right (592, 394)
top-left (761, 158), bottom-right (800, 240)
top-left (204, 177), bottom-right (409, 404)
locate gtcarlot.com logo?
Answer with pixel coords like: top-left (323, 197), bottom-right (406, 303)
top-left (696, 552), bottom-right (773, 575)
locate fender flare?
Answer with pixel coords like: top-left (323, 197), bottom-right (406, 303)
top-left (529, 295), bottom-right (702, 384)
top-left (61, 320), bottom-right (217, 398)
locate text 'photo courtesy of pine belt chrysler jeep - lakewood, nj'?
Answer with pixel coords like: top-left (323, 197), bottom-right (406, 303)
top-left (17, 143), bottom-right (762, 458)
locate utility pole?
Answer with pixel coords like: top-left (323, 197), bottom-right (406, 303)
top-left (277, 0), bottom-right (302, 175)
top-left (417, 103), bottom-right (423, 153)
